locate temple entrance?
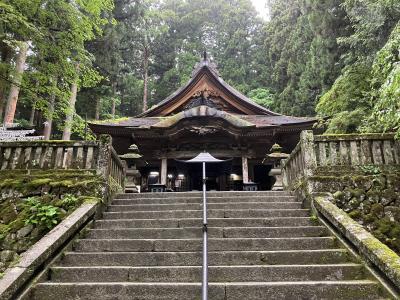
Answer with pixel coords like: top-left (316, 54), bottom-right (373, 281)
top-left (187, 161), bottom-right (231, 191)
top-left (138, 158), bottom-right (276, 192)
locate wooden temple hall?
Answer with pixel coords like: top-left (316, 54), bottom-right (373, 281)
top-left (90, 55), bottom-right (316, 192)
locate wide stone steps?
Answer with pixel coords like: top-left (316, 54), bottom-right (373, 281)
top-left (112, 196), bottom-right (297, 205)
top-left (115, 191), bottom-right (292, 199)
top-left (73, 237), bottom-right (339, 252)
top-left (28, 191), bottom-right (391, 299)
top-left (107, 202), bottom-right (302, 211)
top-left (102, 208), bottom-right (311, 219)
top-left (49, 264), bottom-right (366, 282)
top-left (84, 226), bottom-right (328, 239)
top-left (94, 217), bottom-right (318, 228)
top-left (32, 281), bottom-right (385, 300)
top-left (60, 249), bottom-right (354, 266)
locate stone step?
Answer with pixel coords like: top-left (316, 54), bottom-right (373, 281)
top-left (94, 217), bottom-right (318, 229)
top-left (84, 226), bottom-right (329, 239)
top-left (102, 209), bottom-right (310, 219)
top-left (60, 249), bottom-right (355, 266)
top-left (49, 264), bottom-right (366, 283)
top-left (31, 281), bottom-right (384, 300)
top-left (116, 191), bottom-right (291, 199)
top-left (107, 202), bottom-right (302, 212)
top-left (73, 237), bottom-right (338, 252)
top-left (112, 195), bottom-right (297, 205)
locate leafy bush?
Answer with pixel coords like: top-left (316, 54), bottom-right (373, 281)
top-left (59, 194), bottom-right (79, 210)
top-left (359, 165), bottom-right (381, 175)
top-left (24, 197), bottom-right (61, 229)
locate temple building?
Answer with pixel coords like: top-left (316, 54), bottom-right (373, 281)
top-left (90, 55), bottom-right (316, 192)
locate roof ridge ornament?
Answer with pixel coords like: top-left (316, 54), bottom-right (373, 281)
top-left (192, 52), bottom-right (220, 77)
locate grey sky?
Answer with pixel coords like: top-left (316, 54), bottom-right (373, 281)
top-left (250, 0), bottom-right (269, 20)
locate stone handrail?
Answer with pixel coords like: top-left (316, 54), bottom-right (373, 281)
top-left (0, 135), bottom-right (126, 190)
top-left (282, 131), bottom-right (400, 189)
top-left (0, 141), bottom-right (99, 170)
top-left (281, 142), bottom-right (304, 187)
top-left (314, 133), bottom-right (399, 167)
top-left (109, 147), bottom-right (125, 188)
top-left (281, 130), bottom-right (316, 188)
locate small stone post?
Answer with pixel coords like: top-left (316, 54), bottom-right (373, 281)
top-left (299, 130), bottom-right (317, 193)
top-left (97, 134), bottom-right (112, 180)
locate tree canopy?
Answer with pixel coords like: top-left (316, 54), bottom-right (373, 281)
top-left (0, 0), bottom-right (399, 139)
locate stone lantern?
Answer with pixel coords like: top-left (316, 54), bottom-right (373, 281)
top-left (263, 144), bottom-right (289, 191)
top-left (119, 144), bottom-right (142, 193)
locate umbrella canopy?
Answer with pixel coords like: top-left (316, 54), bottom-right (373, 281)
top-left (184, 152), bottom-right (224, 163)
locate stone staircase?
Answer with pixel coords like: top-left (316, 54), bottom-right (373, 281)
top-left (27, 191), bottom-right (392, 299)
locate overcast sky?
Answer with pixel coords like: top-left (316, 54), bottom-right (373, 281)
top-left (250, 0), bottom-right (269, 20)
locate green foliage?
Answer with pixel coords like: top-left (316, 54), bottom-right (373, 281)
top-left (359, 165), bottom-right (381, 176)
top-left (71, 113), bottom-right (96, 140)
top-left (248, 88), bottom-right (277, 110)
top-left (59, 194), bottom-right (79, 210)
top-left (2, 0), bottom-right (398, 139)
top-left (317, 1), bottom-right (400, 138)
top-left (24, 197), bottom-right (61, 230)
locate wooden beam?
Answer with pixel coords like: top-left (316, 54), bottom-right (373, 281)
top-left (143, 149), bottom-right (256, 159)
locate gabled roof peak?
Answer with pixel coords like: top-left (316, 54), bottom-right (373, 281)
top-left (192, 52), bottom-right (220, 77)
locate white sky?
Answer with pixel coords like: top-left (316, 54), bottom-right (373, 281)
top-left (250, 0), bottom-right (269, 20)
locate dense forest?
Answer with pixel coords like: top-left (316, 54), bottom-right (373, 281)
top-left (0, 0), bottom-right (399, 139)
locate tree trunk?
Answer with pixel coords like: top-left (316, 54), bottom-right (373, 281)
top-left (29, 80), bottom-right (40, 126)
top-left (0, 44), bottom-right (12, 122)
top-left (62, 65), bottom-right (79, 140)
top-left (43, 78), bottom-right (57, 140)
top-left (95, 97), bottom-right (100, 120)
top-left (142, 46), bottom-right (149, 112)
top-left (29, 105), bottom-right (36, 126)
top-left (111, 80), bottom-right (116, 118)
top-left (3, 42), bottom-right (28, 126)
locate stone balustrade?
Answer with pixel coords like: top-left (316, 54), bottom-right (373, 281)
top-left (314, 134), bottom-right (399, 167)
top-left (282, 131), bottom-right (400, 189)
top-left (0, 135), bottom-right (125, 190)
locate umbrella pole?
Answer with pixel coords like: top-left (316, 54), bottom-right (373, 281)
top-left (202, 161), bottom-right (208, 300)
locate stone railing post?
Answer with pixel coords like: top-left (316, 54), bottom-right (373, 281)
top-left (299, 130), bottom-right (317, 177)
top-left (281, 159), bottom-right (288, 188)
top-left (299, 130), bottom-right (317, 194)
top-left (97, 134), bottom-right (112, 179)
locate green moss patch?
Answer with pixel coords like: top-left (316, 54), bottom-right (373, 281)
top-left (0, 170), bottom-right (105, 273)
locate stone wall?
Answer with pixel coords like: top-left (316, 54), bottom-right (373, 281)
top-left (0, 170), bottom-right (107, 276)
top-left (282, 131), bottom-right (400, 255)
top-left (310, 166), bottom-right (400, 254)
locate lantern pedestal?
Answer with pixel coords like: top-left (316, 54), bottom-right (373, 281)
top-left (268, 168), bottom-right (283, 191)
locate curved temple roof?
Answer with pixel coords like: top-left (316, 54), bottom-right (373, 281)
top-left (137, 55), bottom-right (280, 117)
top-left (89, 54), bottom-right (316, 136)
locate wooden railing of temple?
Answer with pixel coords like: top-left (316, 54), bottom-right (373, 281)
top-left (0, 135), bottom-right (126, 190)
top-left (282, 131), bottom-right (400, 189)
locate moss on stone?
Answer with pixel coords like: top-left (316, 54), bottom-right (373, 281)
top-left (0, 169), bottom-right (107, 273)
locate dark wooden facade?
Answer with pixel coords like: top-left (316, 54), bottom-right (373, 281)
top-left (90, 56), bottom-right (316, 192)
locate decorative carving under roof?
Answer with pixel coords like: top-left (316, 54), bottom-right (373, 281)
top-left (184, 96), bottom-right (216, 110)
top-left (137, 54), bottom-right (280, 117)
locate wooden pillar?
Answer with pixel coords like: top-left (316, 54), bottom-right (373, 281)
top-left (160, 158), bottom-right (167, 185)
top-left (249, 161), bottom-right (254, 182)
top-left (242, 155), bottom-right (249, 184)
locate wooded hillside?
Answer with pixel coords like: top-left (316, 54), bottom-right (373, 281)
top-left (0, 0), bottom-right (399, 139)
